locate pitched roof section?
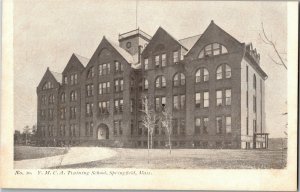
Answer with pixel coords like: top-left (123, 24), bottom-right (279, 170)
top-left (142, 27), bottom-right (188, 55)
top-left (105, 37), bottom-right (136, 64)
top-left (62, 53), bottom-right (87, 74)
top-left (179, 34), bottom-right (202, 51)
top-left (50, 70), bottom-right (62, 84)
top-left (74, 53), bottom-right (90, 66)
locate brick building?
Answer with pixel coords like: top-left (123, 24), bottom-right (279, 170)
top-left (36, 21), bottom-right (268, 149)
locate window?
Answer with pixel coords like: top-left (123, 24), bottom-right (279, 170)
top-left (204, 69), bottom-right (209, 81)
top-left (173, 94), bottom-right (185, 110)
top-left (144, 58), bottom-right (149, 70)
top-left (195, 92), bottom-right (201, 108)
top-left (70, 91), bottom-right (77, 101)
top-left (70, 107), bottom-right (77, 119)
top-left (195, 118), bottom-right (201, 134)
top-left (99, 101), bottom-right (110, 114)
top-left (246, 117), bottom-right (249, 135)
top-left (203, 117), bottom-right (208, 134)
top-left (225, 89), bottom-right (231, 106)
top-left (216, 90), bottom-right (223, 106)
top-left (86, 103), bottom-right (93, 116)
top-left (155, 76), bottom-right (166, 88)
top-left (216, 66), bottom-right (222, 80)
top-left (60, 107), bottom-right (66, 120)
top-left (172, 119), bottom-right (178, 135)
top-left (114, 79), bottom-right (123, 92)
top-left (99, 63), bottom-right (111, 76)
top-left (225, 65), bottom-right (231, 78)
top-left (253, 119), bottom-right (257, 133)
top-left (48, 94), bottom-right (55, 104)
top-left (173, 51), bottom-right (179, 63)
top-left (216, 116), bottom-right (222, 134)
top-left (63, 76), bottom-right (68, 85)
top-left (85, 122), bottom-right (93, 136)
top-left (144, 79), bottom-right (149, 90)
top-left (180, 119), bottom-right (185, 135)
top-left (48, 109), bottom-right (54, 120)
top-left (113, 121), bottom-right (118, 136)
top-left (155, 55), bottom-right (160, 68)
top-left (195, 68), bottom-right (209, 83)
top-left (204, 91), bottom-right (209, 107)
top-left (253, 74), bottom-right (256, 89)
top-left (99, 82), bottom-right (110, 95)
top-left (70, 74), bottom-right (78, 85)
top-left (86, 84), bottom-right (94, 96)
top-left (225, 116), bottom-right (231, 134)
top-left (61, 93), bottom-right (65, 103)
top-left (162, 53), bottom-right (166, 67)
top-left (216, 64), bottom-right (231, 80)
top-left (115, 61), bottom-right (123, 73)
top-left (173, 73), bottom-right (185, 86)
top-left (198, 43), bottom-right (228, 58)
top-left (87, 67), bottom-right (94, 78)
top-left (155, 96), bottom-right (166, 111)
top-left (114, 99), bottom-right (123, 113)
top-left (138, 121), bottom-right (143, 135)
top-left (173, 95), bottom-right (179, 110)
top-left (195, 69), bottom-right (201, 83)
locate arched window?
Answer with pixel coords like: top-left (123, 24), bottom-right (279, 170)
top-left (144, 79), bottom-right (149, 90)
top-left (155, 76), bottom-right (166, 88)
top-left (216, 65), bottom-right (223, 80)
top-left (195, 68), bottom-right (209, 83)
top-left (61, 93), bottom-right (65, 102)
top-left (195, 69), bottom-right (201, 83)
top-left (253, 74), bottom-right (256, 89)
top-left (70, 91), bottom-right (77, 101)
top-left (216, 64), bottom-right (231, 80)
top-left (173, 73), bottom-right (185, 86)
top-left (225, 64), bottom-right (231, 78)
top-left (199, 43), bottom-right (228, 58)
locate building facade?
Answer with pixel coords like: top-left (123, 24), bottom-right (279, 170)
top-left (36, 21), bottom-right (268, 149)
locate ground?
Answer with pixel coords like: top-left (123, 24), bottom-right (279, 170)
top-left (14, 146), bottom-right (287, 169)
top-left (14, 146), bottom-right (68, 161)
top-left (60, 148), bottom-right (287, 169)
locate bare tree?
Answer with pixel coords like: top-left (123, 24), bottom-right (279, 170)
top-left (259, 22), bottom-right (287, 70)
top-left (141, 96), bottom-right (156, 163)
top-left (161, 107), bottom-right (173, 154)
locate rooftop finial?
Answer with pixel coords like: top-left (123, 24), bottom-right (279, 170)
top-left (211, 20), bottom-right (214, 23)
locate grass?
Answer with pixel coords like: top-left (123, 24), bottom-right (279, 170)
top-left (14, 146), bottom-right (69, 161)
top-left (59, 148), bottom-right (287, 169)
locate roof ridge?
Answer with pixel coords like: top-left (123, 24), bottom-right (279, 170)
top-left (179, 34), bottom-right (202, 41)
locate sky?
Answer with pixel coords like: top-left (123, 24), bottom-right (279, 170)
top-left (13, 0), bottom-right (287, 138)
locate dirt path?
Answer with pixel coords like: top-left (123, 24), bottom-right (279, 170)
top-left (14, 147), bottom-right (117, 169)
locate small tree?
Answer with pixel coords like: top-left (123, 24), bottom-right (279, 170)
top-left (141, 96), bottom-right (156, 163)
top-left (161, 106), bottom-right (173, 154)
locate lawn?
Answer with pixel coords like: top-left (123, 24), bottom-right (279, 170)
top-left (59, 148), bottom-right (287, 169)
top-left (14, 146), bottom-right (69, 161)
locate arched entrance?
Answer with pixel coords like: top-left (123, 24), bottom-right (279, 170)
top-left (97, 124), bottom-right (109, 140)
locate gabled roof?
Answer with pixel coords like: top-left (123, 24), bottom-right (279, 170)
top-left (62, 53), bottom-right (88, 74)
top-left (179, 34), bottom-right (202, 51)
top-left (142, 27), bottom-right (188, 55)
top-left (74, 53), bottom-right (89, 66)
top-left (105, 37), bottom-right (136, 64)
top-left (50, 70), bottom-right (62, 84)
top-left (185, 20), bottom-right (243, 56)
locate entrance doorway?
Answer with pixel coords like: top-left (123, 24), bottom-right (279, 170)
top-left (97, 124), bottom-right (109, 140)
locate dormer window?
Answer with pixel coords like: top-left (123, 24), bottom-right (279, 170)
top-left (199, 43), bottom-right (228, 58)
